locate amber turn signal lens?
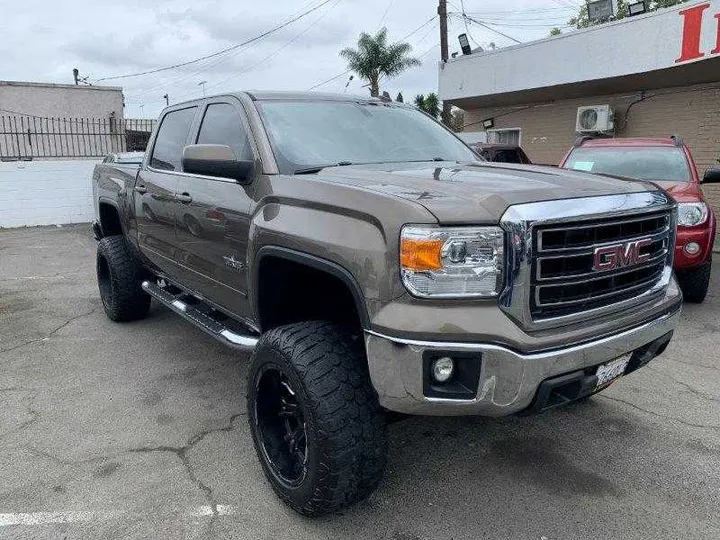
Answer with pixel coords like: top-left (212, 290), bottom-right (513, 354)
top-left (401, 238), bottom-right (444, 271)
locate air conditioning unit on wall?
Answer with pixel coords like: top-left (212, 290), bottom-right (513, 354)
top-left (576, 105), bottom-right (614, 133)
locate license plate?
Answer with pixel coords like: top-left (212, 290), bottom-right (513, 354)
top-left (595, 355), bottom-right (631, 389)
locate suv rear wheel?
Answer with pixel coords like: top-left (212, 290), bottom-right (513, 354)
top-left (676, 260), bottom-right (711, 303)
top-left (96, 236), bottom-right (151, 321)
top-left (247, 321), bottom-right (387, 516)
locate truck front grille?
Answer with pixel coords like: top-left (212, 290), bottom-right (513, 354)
top-left (531, 212), bottom-right (671, 319)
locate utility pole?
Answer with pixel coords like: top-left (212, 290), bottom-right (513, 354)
top-left (163, 94), bottom-right (169, 106)
top-left (438, 0), bottom-right (452, 126)
top-left (73, 68), bottom-right (79, 85)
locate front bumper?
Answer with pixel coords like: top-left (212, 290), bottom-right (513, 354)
top-left (674, 224), bottom-right (715, 269)
top-left (365, 302), bottom-right (682, 417)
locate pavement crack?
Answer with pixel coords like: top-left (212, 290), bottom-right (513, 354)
top-left (127, 412), bottom-right (245, 533)
top-left (668, 357), bottom-right (720, 373)
top-left (599, 395), bottom-right (720, 430)
top-left (0, 402), bottom-right (40, 440)
top-left (0, 307), bottom-right (97, 355)
top-left (646, 365), bottom-right (720, 404)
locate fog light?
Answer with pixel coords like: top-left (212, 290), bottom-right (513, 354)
top-left (432, 357), bottom-right (455, 382)
top-left (684, 242), bottom-right (701, 255)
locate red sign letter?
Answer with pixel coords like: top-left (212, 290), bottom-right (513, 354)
top-left (675, 3), bottom-right (710, 63)
top-left (712, 13), bottom-right (720, 55)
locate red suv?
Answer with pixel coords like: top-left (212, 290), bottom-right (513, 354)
top-left (560, 136), bottom-right (718, 302)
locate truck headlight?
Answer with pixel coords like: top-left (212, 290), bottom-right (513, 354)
top-left (677, 202), bottom-right (708, 227)
top-left (400, 226), bottom-right (504, 298)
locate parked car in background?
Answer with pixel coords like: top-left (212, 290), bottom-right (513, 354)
top-left (561, 136), bottom-right (718, 302)
top-left (469, 143), bottom-right (532, 164)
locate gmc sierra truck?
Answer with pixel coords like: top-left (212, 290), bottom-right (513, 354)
top-left (92, 91), bottom-right (682, 516)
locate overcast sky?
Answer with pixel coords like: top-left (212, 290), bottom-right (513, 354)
top-left (1, 0), bottom-right (583, 118)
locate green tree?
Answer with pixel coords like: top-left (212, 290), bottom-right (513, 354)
top-left (396, 91), bottom-right (404, 103)
top-left (569, 0), bottom-right (686, 28)
top-left (549, 27), bottom-right (562, 36)
top-left (340, 27), bottom-right (421, 97)
top-left (414, 93), bottom-right (441, 119)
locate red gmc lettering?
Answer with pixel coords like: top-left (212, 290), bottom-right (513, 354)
top-left (593, 245), bottom-right (619, 271)
top-left (593, 238), bottom-right (652, 272)
top-left (616, 238), bottom-right (652, 267)
top-left (676, 3), bottom-right (711, 63)
top-left (713, 13), bottom-right (720, 54)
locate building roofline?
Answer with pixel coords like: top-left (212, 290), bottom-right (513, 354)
top-left (446, 0), bottom-right (704, 66)
top-left (0, 80), bottom-right (123, 92)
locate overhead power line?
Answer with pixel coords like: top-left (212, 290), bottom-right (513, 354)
top-left (376, 0), bottom-right (396, 30)
top-left (123, 0), bottom-right (326, 99)
top-left (450, 13), bottom-right (572, 28)
top-left (463, 14), bottom-right (522, 44)
top-left (94, 0), bottom-right (336, 82)
top-left (459, 0), bottom-right (481, 48)
top-left (201, 0), bottom-right (343, 96)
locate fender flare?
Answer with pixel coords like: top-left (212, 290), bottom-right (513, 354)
top-left (252, 245), bottom-right (371, 330)
top-left (97, 198), bottom-right (123, 237)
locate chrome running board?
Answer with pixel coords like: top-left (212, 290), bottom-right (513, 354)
top-left (141, 280), bottom-right (259, 352)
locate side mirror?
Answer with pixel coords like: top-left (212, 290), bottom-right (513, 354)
top-left (702, 167), bottom-right (720, 184)
top-left (182, 144), bottom-right (254, 184)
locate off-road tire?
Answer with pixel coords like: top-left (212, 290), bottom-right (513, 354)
top-left (247, 321), bottom-right (387, 517)
top-left (96, 236), bottom-right (151, 322)
top-left (676, 260), bottom-right (711, 303)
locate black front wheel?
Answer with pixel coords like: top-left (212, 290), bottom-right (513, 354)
top-left (676, 260), bottom-right (712, 303)
top-left (247, 321), bottom-right (387, 516)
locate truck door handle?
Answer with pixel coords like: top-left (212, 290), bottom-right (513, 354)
top-left (134, 185), bottom-right (147, 194)
top-left (175, 193), bottom-right (193, 204)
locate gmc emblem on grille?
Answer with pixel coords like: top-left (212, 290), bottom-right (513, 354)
top-left (593, 238), bottom-right (653, 271)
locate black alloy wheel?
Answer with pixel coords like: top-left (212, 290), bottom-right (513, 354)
top-left (254, 364), bottom-right (308, 487)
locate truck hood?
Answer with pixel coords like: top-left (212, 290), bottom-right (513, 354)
top-left (650, 180), bottom-right (703, 203)
top-left (315, 161), bottom-right (660, 223)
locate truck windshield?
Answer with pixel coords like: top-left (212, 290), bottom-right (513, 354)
top-left (564, 147), bottom-right (692, 182)
top-left (256, 100), bottom-right (478, 174)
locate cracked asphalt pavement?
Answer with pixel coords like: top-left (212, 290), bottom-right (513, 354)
top-left (1, 224), bottom-right (719, 540)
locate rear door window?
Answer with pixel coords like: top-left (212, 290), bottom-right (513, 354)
top-left (196, 103), bottom-right (253, 161)
top-left (150, 107), bottom-right (197, 171)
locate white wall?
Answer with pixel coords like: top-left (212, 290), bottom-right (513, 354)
top-left (440, 0), bottom-right (720, 102)
top-left (0, 160), bottom-right (98, 228)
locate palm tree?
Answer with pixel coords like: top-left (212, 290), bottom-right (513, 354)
top-left (340, 28), bottom-right (421, 97)
top-left (414, 93), bottom-right (440, 119)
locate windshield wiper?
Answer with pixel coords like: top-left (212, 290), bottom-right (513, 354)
top-left (399, 157), bottom-right (454, 163)
top-left (294, 161), bottom-right (354, 174)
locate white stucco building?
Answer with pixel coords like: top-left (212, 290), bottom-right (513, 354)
top-left (0, 80), bottom-right (124, 119)
top-left (439, 0), bottom-right (720, 173)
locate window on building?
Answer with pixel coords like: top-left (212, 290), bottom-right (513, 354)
top-left (150, 107), bottom-right (197, 171)
top-left (487, 128), bottom-right (521, 146)
top-left (196, 103), bottom-right (253, 161)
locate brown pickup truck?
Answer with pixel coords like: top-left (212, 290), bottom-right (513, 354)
top-left (92, 91), bottom-right (682, 516)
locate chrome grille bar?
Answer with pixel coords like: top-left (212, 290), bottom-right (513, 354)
top-left (532, 212), bottom-right (672, 318)
top-left (498, 192), bottom-right (677, 331)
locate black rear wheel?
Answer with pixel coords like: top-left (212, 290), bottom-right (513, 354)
top-left (96, 236), bottom-right (151, 322)
top-left (247, 321), bottom-right (387, 516)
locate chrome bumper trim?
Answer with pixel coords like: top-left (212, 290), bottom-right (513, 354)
top-left (365, 304), bottom-right (681, 417)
